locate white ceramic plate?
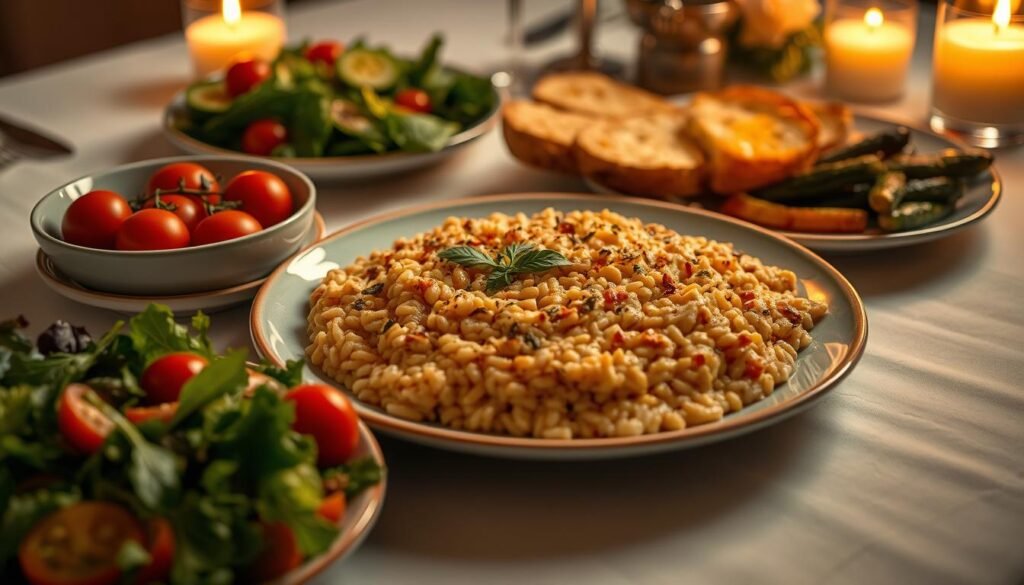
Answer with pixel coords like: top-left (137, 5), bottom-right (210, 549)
top-left (275, 420), bottom-right (386, 585)
top-left (585, 113), bottom-right (1002, 253)
top-left (36, 213), bottom-right (325, 314)
top-left (250, 193), bottom-right (867, 460)
top-left (162, 82), bottom-right (500, 182)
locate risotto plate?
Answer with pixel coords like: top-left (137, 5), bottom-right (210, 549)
top-left (250, 193), bottom-right (867, 460)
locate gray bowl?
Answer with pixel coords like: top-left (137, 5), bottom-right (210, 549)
top-left (31, 155), bottom-right (316, 295)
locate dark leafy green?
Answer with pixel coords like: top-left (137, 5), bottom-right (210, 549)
top-left (440, 243), bottom-right (573, 293)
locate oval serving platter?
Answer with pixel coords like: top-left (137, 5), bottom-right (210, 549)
top-left (162, 72), bottom-right (500, 182)
top-left (586, 112), bottom-right (1002, 253)
top-left (251, 193), bottom-right (868, 460)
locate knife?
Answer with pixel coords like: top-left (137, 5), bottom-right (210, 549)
top-left (0, 113), bottom-right (74, 159)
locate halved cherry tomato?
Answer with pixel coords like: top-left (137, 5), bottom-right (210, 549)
top-left (142, 194), bottom-right (207, 233)
top-left (124, 402), bottom-right (179, 425)
top-left (134, 518), bottom-right (175, 585)
top-left (145, 162), bottom-right (221, 205)
top-left (141, 352), bottom-right (208, 405)
top-left (241, 119), bottom-right (288, 156)
top-left (304, 41), bottom-right (343, 66)
top-left (19, 501), bottom-right (145, 585)
top-left (58, 383), bottom-right (112, 454)
top-left (395, 88), bottom-right (432, 113)
top-left (222, 170), bottom-right (293, 228)
top-left (115, 209), bottom-right (191, 251)
top-left (317, 492), bottom-right (347, 524)
top-left (61, 190), bottom-right (133, 249)
top-left (192, 210), bottom-right (263, 246)
top-left (285, 384), bottom-right (359, 467)
top-left (246, 522), bottom-right (302, 582)
top-left (226, 58), bottom-right (270, 97)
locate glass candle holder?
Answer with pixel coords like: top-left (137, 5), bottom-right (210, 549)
top-left (930, 0), bottom-right (1024, 148)
top-left (824, 0), bottom-right (917, 102)
top-left (182, 0), bottom-right (286, 78)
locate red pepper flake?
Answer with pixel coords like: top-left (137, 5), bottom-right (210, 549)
top-left (738, 333), bottom-right (751, 347)
top-left (412, 279), bottom-right (431, 295)
top-left (558, 222), bottom-right (575, 234)
top-left (602, 289), bottom-right (627, 310)
top-left (778, 304), bottom-right (802, 325)
top-left (697, 310), bottom-right (709, 325)
top-left (462, 219), bottom-right (474, 231)
top-left (739, 290), bottom-right (757, 309)
top-left (662, 273), bottom-right (677, 295)
top-left (693, 354), bottom-right (706, 367)
top-left (744, 357), bottom-right (765, 379)
top-left (685, 262), bottom-right (694, 277)
top-left (611, 330), bottom-right (625, 348)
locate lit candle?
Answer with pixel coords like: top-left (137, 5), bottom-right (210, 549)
top-left (932, 0), bottom-right (1024, 126)
top-left (825, 7), bottom-right (915, 102)
top-left (185, 0), bottom-right (286, 77)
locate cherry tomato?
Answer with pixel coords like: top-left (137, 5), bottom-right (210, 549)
top-left (304, 41), bottom-right (344, 66)
top-left (134, 518), bottom-right (175, 585)
top-left (191, 210), bottom-right (263, 246)
top-left (142, 194), bottom-right (207, 233)
top-left (115, 209), bottom-right (190, 251)
top-left (19, 501), bottom-right (144, 585)
top-left (61, 190), bottom-right (133, 249)
top-left (246, 522), bottom-right (302, 582)
top-left (395, 88), bottom-right (432, 113)
top-left (285, 384), bottom-right (359, 467)
top-left (145, 162), bottom-right (221, 205)
top-left (241, 119), bottom-right (288, 156)
top-left (125, 402), bottom-right (179, 425)
top-left (58, 384), bottom-right (112, 454)
top-left (222, 170), bottom-right (294, 228)
top-left (226, 57), bottom-right (270, 97)
top-left (317, 492), bottom-right (347, 524)
top-left (141, 352), bottom-right (208, 405)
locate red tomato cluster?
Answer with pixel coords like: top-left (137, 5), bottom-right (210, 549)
top-left (61, 162), bottom-right (295, 251)
top-left (43, 350), bottom-right (362, 585)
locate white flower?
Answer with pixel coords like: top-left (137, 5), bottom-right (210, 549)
top-left (736, 0), bottom-right (820, 49)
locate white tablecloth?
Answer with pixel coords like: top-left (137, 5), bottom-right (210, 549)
top-left (0, 2), bottom-right (1021, 584)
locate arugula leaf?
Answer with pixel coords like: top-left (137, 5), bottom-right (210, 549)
top-left (214, 386), bottom-right (314, 482)
top-left (116, 539), bottom-right (152, 581)
top-left (0, 316), bottom-right (31, 353)
top-left (439, 72), bottom-right (497, 126)
top-left (94, 395), bottom-right (181, 510)
top-left (291, 88), bottom-right (333, 157)
top-left (408, 34), bottom-right (443, 87)
top-left (252, 359), bottom-right (305, 388)
top-left (383, 113), bottom-right (458, 153)
top-left (170, 492), bottom-right (261, 585)
top-left (257, 464), bottom-right (337, 556)
top-left (324, 457), bottom-right (384, 498)
top-left (3, 322), bottom-right (120, 389)
top-left (0, 485), bottom-right (80, 570)
top-left (437, 246), bottom-right (499, 269)
top-left (170, 349), bottom-right (249, 429)
top-left (129, 305), bottom-right (213, 365)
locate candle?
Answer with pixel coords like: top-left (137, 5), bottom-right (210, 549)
top-left (185, 0), bottom-right (286, 77)
top-left (932, 0), bottom-right (1024, 126)
top-left (825, 6), bottom-right (915, 102)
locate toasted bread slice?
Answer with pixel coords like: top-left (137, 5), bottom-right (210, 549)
top-left (533, 72), bottom-right (675, 119)
top-left (574, 112), bottom-right (706, 199)
top-left (687, 86), bottom-right (820, 194)
top-left (807, 101), bottom-right (853, 151)
top-left (502, 100), bottom-right (594, 174)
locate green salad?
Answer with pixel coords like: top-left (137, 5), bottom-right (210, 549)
top-left (177, 35), bottom-right (497, 158)
top-left (0, 305), bottom-right (382, 585)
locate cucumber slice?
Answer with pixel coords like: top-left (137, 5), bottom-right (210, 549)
top-left (336, 49), bottom-right (399, 91)
top-left (186, 81), bottom-right (232, 115)
top-left (330, 99), bottom-right (374, 135)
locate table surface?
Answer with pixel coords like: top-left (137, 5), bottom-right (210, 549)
top-left (1, 1), bottom-right (1022, 584)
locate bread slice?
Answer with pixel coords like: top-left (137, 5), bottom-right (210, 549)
top-left (687, 86), bottom-right (820, 194)
top-left (532, 72), bottom-right (675, 119)
top-left (502, 100), bottom-right (594, 174)
top-left (574, 112), bottom-right (706, 199)
top-left (807, 101), bottom-right (853, 151)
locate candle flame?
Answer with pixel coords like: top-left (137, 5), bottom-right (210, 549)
top-left (222, 0), bottom-right (241, 26)
top-left (993, 0), bottom-right (1011, 32)
top-left (865, 7), bottom-right (884, 30)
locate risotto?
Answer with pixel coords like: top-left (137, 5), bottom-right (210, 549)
top-left (306, 208), bottom-right (828, 439)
